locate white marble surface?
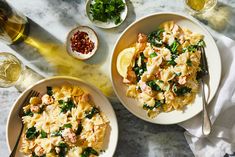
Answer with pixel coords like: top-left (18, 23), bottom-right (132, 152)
top-left (0, 0), bottom-right (235, 156)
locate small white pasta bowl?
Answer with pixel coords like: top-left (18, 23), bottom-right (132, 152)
top-left (6, 76), bottom-right (118, 157)
top-left (111, 12), bottom-right (221, 124)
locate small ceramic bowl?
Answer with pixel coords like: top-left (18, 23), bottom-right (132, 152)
top-left (66, 26), bottom-right (98, 60)
top-left (86, 0), bottom-right (128, 29)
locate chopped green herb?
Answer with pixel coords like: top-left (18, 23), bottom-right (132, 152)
top-left (51, 130), bottom-right (62, 137)
top-left (63, 123), bottom-right (72, 128)
top-left (40, 130), bottom-right (47, 138)
top-left (81, 147), bottom-right (99, 157)
top-left (143, 104), bottom-right (154, 110)
top-left (197, 40), bottom-right (206, 47)
top-left (186, 59), bottom-right (192, 66)
top-left (173, 84), bottom-right (192, 96)
top-left (90, 0), bottom-right (125, 25)
top-left (150, 52), bottom-right (158, 58)
top-left (167, 53), bottom-right (178, 66)
top-left (47, 86), bottom-right (53, 96)
top-left (146, 80), bottom-right (161, 91)
top-left (187, 45), bottom-right (197, 52)
top-left (133, 53), bottom-right (147, 81)
top-left (170, 40), bottom-right (179, 54)
top-left (58, 142), bottom-right (68, 157)
top-left (23, 110), bottom-right (33, 117)
top-left (175, 72), bottom-right (182, 76)
top-left (85, 107), bottom-right (100, 119)
top-left (148, 29), bottom-right (164, 47)
top-left (26, 126), bottom-right (39, 140)
top-left (76, 123), bottom-right (83, 135)
top-left (58, 99), bottom-right (75, 113)
top-left (154, 100), bottom-right (162, 108)
top-left (143, 100), bottom-right (163, 110)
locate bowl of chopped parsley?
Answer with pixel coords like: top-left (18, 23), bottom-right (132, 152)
top-left (86, 0), bottom-right (128, 28)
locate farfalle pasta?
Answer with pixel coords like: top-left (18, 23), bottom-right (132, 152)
top-left (118, 21), bottom-right (205, 118)
top-left (20, 85), bottom-right (109, 157)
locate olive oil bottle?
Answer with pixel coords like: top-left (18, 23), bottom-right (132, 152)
top-left (0, 0), bottom-right (29, 45)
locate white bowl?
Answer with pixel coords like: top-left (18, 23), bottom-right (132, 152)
top-left (86, 0), bottom-right (128, 29)
top-left (111, 12), bottom-right (221, 124)
top-left (66, 26), bottom-right (99, 60)
top-left (6, 76), bottom-right (118, 157)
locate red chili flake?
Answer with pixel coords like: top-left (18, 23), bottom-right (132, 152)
top-left (70, 30), bottom-right (95, 54)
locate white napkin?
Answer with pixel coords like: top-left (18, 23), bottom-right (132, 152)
top-left (180, 34), bottom-right (235, 157)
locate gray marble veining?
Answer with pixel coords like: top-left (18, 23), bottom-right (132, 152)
top-left (0, 0), bottom-right (235, 157)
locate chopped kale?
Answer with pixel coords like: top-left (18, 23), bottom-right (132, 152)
top-left (175, 72), bottom-right (182, 76)
top-left (197, 40), bottom-right (206, 47)
top-left (150, 52), bottom-right (158, 58)
top-left (51, 130), bottom-right (62, 137)
top-left (85, 107), bottom-right (100, 119)
top-left (170, 40), bottom-right (179, 54)
top-left (23, 110), bottom-right (33, 117)
top-left (173, 84), bottom-right (192, 96)
top-left (58, 99), bottom-right (75, 113)
top-left (58, 142), bottom-right (68, 157)
top-left (76, 123), bottom-right (83, 135)
top-left (40, 130), bottom-right (47, 138)
top-left (46, 86), bottom-right (53, 96)
top-left (143, 100), bottom-right (163, 110)
top-left (148, 29), bottom-right (164, 47)
top-left (81, 147), bottom-right (99, 157)
top-left (26, 126), bottom-right (39, 140)
top-left (133, 53), bottom-right (147, 81)
top-left (63, 123), bottom-right (72, 128)
top-left (146, 80), bottom-right (161, 91)
top-left (186, 59), bottom-right (192, 66)
top-left (167, 54), bottom-right (178, 66)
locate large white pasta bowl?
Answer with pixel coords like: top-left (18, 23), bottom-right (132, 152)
top-left (6, 76), bottom-right (118, 157)
top-left (111, 12), bottom-right (221, 124)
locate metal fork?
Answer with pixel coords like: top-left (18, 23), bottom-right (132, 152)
top-left (9, 90), bottom-right (40, 157)
top-left (199, 46), bottom-right (212, 136)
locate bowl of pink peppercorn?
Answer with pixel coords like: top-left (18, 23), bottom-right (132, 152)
top-left (66, 26), bottom-right (98, 60)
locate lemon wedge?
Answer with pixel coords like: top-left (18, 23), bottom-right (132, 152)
top-left (116, 47), bottom-right (136, 77)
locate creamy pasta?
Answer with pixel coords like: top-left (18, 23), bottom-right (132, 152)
top-left (117, 21), bottom-right (205, 118)
top-left (20, 85), bottom-right (109, 157)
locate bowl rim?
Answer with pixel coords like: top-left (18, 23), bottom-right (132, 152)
top-left (110, 11), bottom-right (221, 125)
top-left (66, 26), bottom-right (99, 60)
top-left (85, 0), bottom-right (128, 29)
top-left (6, 76), bottom-right (119, 156)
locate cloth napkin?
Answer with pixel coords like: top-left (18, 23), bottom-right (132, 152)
top-left (180, 34), bottom-right (235, 157)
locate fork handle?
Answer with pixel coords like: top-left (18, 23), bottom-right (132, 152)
top-left (9, 124), bottom-right (24, 157)
top-left (201, 79), bottom-right (212, 136)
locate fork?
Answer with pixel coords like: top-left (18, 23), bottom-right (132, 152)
top-left (9, 90), bottom-right (40, 157)
top-left (199, 46), bottom-right (212, 136)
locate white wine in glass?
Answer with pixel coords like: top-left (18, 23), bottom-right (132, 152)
top-left (0, 52), bottom-right (23, 87)
top-left (185, 0), bottom-right (217, 14)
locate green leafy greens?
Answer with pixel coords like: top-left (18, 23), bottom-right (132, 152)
top-left (58, 99), bottom-right (75, 113)
top-left (147, 29), bottom-right (164, 47)
top-left (146, 80), bottom-right (161, 91)
top-left (90, 0), bottom-right (125, 25)
top-left (173, 84), bottom-right (192, 96)
top-left (26, 126), bottom-right (39, 140)
top-left (85, 107), bottom-right (100, 119)
top-left (81, 147), bottom-right (99, 157)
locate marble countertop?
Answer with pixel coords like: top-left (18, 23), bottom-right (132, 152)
top-left (0, 0), bottom-right (235, 156)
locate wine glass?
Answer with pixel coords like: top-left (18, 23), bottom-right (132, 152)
top-left (184, 0), bottom-right (217, 14)
top-left (0, 52), bottom-right (43, 91)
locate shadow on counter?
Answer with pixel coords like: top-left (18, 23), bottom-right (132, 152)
top-left (195, 2), bottom-right (235, 40)
top-left (9, 18), bottom-right (114, 97)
